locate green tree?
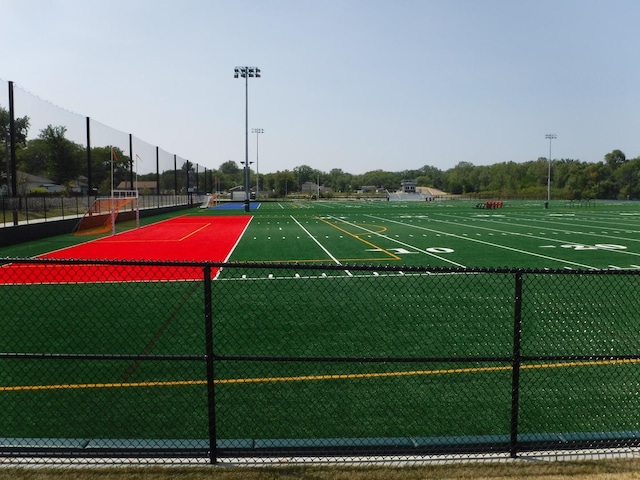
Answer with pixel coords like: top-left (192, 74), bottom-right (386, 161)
top-left (42, 125), bottom-right (84, 187)
top-left (524, 158), bottom-right (550, 191)
top-left (615, 158), bottom-right (640, 199)
top-left (19, 125), bottom-right (84, 191)
top-left (357, 170), bottom-right (400, 191)
top-left (217, 160), bottom-right (243, 190)
top-left (0, 106), bottom-right (30, 148)
top-left (178, 160), bottom-right (195, 192)
top-left (444, 161), bottom-right (476, 194)
top-left (328, 168), bottom-right (353, 193)
top-left (583, 162), bottom-right (604, 198)
top-left (89, 146), bottom-right (127, 195)
top-left (563, 160), bottom-right (588, 199)
top-left (605, 149), bottom-right (627, 170)
top-left (17, 138), bottom-right (49, 176)
top-left (266, 170), bottom-right (296, 197)
top-left (293, 164), bottom-right (318, 186)
top-left (219, 160), bottom-right (240, 175)
top-left (415, 165), bottom-right (445, 190)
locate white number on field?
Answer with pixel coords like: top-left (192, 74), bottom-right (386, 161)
top-left (425, 247), bottom-right (455, 254)
top-left (368, 247), bottom-right (455, 255)
top-left (560, 244), bottom-right (627, 251)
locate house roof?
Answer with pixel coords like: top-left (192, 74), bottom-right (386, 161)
top-left (17, 171), bottom-right (54, 184)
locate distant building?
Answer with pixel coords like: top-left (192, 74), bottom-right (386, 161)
top-left (400, 179), bottom-right (417, 194)
top-left (359, 185), bottom-right (384, 193)
top-left (70, 175), bottom-right (89, 195)
top-left (301, 181), bottom-right (330, 195)
top-left (17, 172), bottom-right (63, 194)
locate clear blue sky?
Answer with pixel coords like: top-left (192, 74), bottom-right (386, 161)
top-left (1, 0), bottom-right (639, 174)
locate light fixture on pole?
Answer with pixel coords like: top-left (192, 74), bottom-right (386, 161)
top-left (234, 66), bottom-right (261, 212)
top-left (252, 128), bottom-right (263, 199)
top-left (241, 160), bottom-right (254, 202)
top-left (545, 134), bottom-right (557, 203)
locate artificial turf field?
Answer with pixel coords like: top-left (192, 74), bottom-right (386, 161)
top-left (222, 199), bottom-right (640, 270)
top-left (4, 198), bottom-right (640, 269)
top-left (2, 198), bottom-right (640, 452)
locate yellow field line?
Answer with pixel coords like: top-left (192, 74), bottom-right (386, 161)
top-left (179, 224), bottom-right (210, 241)
top-left (0, 380), bottom-right (206, 392)
top-left (520, 358), bottom-right (640, 370)
top-left (316, 217), bottom-right (401, 261)
top-left (3, 358), bottom-right (639, 392)
top-left (105, 222), bottom-right (211, 243)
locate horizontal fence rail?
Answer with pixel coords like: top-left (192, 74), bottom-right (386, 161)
top-left (1, 258), bottom-right (640, 464)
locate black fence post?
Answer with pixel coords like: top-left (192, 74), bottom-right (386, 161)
top-left (8, 81), bottom-right (19, 226)
top-left (510, 270), bottom-right (524, 458)
top-left (129, 133), bottom-right (134, 190)
top-left (86, 116), bottom-right (92, 209)
top-left (203, 265), bottom-right (217, 464)
top-left (156, 146), bottom-right (160, 209)
top-left (173, 154), bottom-right (178, 202)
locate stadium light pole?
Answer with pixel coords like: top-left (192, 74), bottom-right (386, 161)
top-left (234, 66), bottom-right (261, 212)
top-left (252, 128), bottom-right (264, 199)
top-left (545, 134), bottom-right (556, 203)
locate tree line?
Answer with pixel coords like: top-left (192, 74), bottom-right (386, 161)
top-left (197, 150), bottom-right (638, 200)
top-left (2, 108), bottom-right (638, 199)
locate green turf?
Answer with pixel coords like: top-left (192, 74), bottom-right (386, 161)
top-left (2, 199), bottom-right (640, 449)
top-left (218, 199), bottom-right (640, 269)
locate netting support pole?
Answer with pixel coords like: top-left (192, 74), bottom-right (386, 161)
top-left (111, 201), bottom-right (116, 236)
top-left (86, 117), bottom-right (92, 210)
top-left (510, 270), bottom-right (523, 458)
top-left (135, 197), bottom-right (140, 229)
top-left (156, 146), bottom-right (160, 209)
top-left (204, 265), bottom-right (218, 464)
top-left (8, 81), bottom-right (19, 225)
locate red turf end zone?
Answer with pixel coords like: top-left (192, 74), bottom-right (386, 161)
top-left (0, 216), bottom-right (251, 284)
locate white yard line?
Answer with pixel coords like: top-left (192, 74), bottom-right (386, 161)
top-left (366, 215), bottom-right (599, 270)
top-left (290, 215), bottom-right (352, 276)
top-left (469, 213), bottom-right (640, 239)
top-left (526, 212), bottom-right (640, 231)
top-left (441, 214), bottom-right (640, 259)
top-left (326, 216), bottom-right (467, 268)
top-left (213, 217), bottom-right (254, 280)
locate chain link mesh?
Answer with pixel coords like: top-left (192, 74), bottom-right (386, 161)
top-left (1, 259), bottom-right (639, 464)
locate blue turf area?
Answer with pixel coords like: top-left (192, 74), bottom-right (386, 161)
top-left (209, 202), bottom-right (261, 210)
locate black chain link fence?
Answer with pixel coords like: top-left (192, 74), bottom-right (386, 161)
top-left (1, 258), bottom-right (640, 464)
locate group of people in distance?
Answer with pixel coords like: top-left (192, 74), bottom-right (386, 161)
top-left (475, 201), bottom-right (503, 209)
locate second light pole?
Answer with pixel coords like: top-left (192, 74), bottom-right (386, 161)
top-left (234, 66), bottom-right (261, 212)
top-left (252, 128), bottom-right (264, 199)
top-left (545, 133), bottom-right (557, 203)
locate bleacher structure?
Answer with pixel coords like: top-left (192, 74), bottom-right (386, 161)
top-left (73, 190), bottom-right (139, 236)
